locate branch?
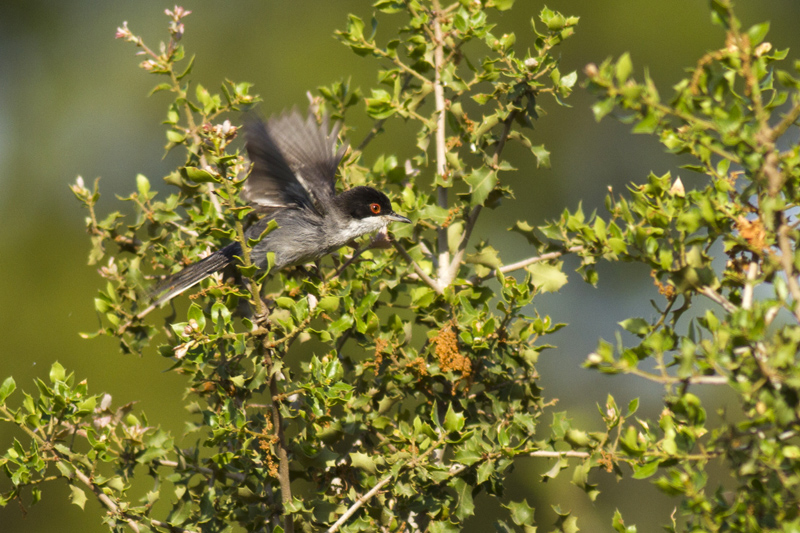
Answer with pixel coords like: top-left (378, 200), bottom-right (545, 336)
top-left (529, 450), bottom-right (590, 459)
top-left (777, 222), bottom-right (800, 322)
top-left (770, 98), bottom-right (800, 141)
top-left (431, 0), bottom-right (449, 283)
top-left (70, 461), bottom-right (199, 533)
top-left (741, 261), bottom-right (758, 310)
top-left (625, 367), bottom-right (729, 386)
top-left (443, 114), bottom-right (516, 287)
top-left (469, 246), bottom-right (584, 284)
top-left (326, 437), bottom-right (446, 533)
top-left (263, 344), bottom-right (294, 533)
top-left (326, 473), bottom-right (394, 533)
top-left (393, 239), bottom-right (443, 294)
top-left (443, 205), bottom-right (481, 286)
top-left (698, 286), bottom-right (737, 314)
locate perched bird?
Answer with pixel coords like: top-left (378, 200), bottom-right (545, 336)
top-left (137, 110), bottom-right (410, 318)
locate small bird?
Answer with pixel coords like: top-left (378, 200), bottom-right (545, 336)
top-left (137, 110), bottom-right (410, 318)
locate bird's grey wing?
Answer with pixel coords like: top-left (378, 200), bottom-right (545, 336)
top-left (243, 110), bottom-right (346, 215)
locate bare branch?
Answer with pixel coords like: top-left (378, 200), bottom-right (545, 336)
top-left (327, 436), bottom-right (446, 533)
top-left (529, 450), bottom-right (590, 459)
top-left (393, 239), bottom-right (443, 294)
top-left (468, 246), bottom-right (584, 284)
top-left (742, 261), bottom-right (758, 310)
top-left (432, 0), bottom-right (449, 283)
top-left (698, 286), bottom-right (737, 314)
top-left (327, 473), bottom-right (394, 533)
top-left (626, 367), bottom-right (729, 386)
top-left (770, 98), bottom-right (800, 141)
top-left (777, 223), bottom-right (800, 322)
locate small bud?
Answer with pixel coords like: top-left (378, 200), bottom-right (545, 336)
top-left (586, 352), bottom-right (602, 365)
top-left (99, 393), bottom-right (113, 411)
top-left (754, 42), bottom-right (772, 57)
top-left (174, 342), bottom-right (190, 359)
top-left (94, 414), bottom-right (112, 429)
top-left (404, 159), bottom-right (419, 177)
top-left (184, 319), bottom-right (199, 336)
top-left (524, 57), bottom-right (539, 69)
top-left (307, 294), bottom-right (318, 312)
top-left (584, 63), bottom-right (598, 77)
top-left (140, 59), bottom-right (158, 71)
top-left (669, 177), bottom-right (685, 197)
top-left (115, 21), bottom-right (132, 40)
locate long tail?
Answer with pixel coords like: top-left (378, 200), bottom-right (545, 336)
top-left (136, 243), bottom-right (241, 319)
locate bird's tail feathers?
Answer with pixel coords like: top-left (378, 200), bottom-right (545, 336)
top-left (136, 244), bottom-right (240, 319)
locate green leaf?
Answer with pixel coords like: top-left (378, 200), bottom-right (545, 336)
top-left (148, 83), bottom-right (173, 96)
top-left (350, 452), bottom-right (379, 474)
top-left (166, 129), bottom-right (186, 144)
top-left (69, 484), bottom-right (87, 509)
top-left (317, 296), bottom-right (340, 313)
top-left (136, 174), bottom-right (150, 197)
top-left (530, 144), bottom-right (551, 168)
top-left (615, 52), bottom-right (633, 84)
top-left (632, 459), bottom-right (659, 479)
top-left (451, 478), bottom-right (475, 520)
top-left (747, 21), bottom-right (770, 45)
top-left (612, 509), bottom-right (637, 532)
top-left (505, 499), bottom-right (536, 526)
top-left (527, 262), bottom-right (568, 293)
top-left (488, 0), bottom-right (515, 11)
top-left (465, 166), bottom-right (498, 206)
top-left (476, 460), bottom-right (494, 484)
top-left (49, 362), bottom-right (66, 384)
top-left (0, 377), bottom-right (16, 403)
top-left (444, 404), bottom-right (465, 433)
top-left (619, 317), bottom-right (650, 336)
top-left (179, 166), bottom-right (217, 183)
top-left (247, 219), bottom-right (278, 248)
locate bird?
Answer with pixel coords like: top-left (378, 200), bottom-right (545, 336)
top-left (136, 110), bottom-right (410, 319)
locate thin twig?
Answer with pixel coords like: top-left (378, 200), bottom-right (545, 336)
top-left (444, 206), bottom-right (481, 286)
top-left (698, 286), bottom-right (737, 314)
top-left (445, 106), bottom-right (521, 287)
top-left (770, 99), bottom-right (800, 141)
top-left (431, 0), bottom-right (449, 284)
top-left (777, 223), bottom-right (800, 322)
top-left (327, 473), bottom-right (394, 533)
top-left (327, 436), bottom-right (446, 533)
top-left (393, 239), bottom-right (443, 294)
top-left (469, 246), bottom-right (584, 284)
top-left (154, 459), bottom-right (246, 483)
top-left (625, 367), bottom-right (729, 386)
top-left (742, 261), bottom-right (758, 310)
top-left (529, 450), bottom-right (590, 458)
top-left (262, 341), bottom-right (294, 533)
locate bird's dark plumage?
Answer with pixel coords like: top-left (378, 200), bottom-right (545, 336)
top-left (137, 110), bottom-right (409, 319)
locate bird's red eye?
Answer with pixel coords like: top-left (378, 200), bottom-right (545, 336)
top-left (370, 203), bottom-right (381, 214)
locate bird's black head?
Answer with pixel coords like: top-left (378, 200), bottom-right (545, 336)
top-left (336, 186), bottom-right (410, 223)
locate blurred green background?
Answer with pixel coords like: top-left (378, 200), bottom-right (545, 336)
top-left (2, 1), bottom-right (799, 531)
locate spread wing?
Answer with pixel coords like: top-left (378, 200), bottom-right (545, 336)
top-left (243, 110), bottom-right (346, 216)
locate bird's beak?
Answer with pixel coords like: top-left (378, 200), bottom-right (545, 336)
top-left (386, 213), bottom-right (411, 223)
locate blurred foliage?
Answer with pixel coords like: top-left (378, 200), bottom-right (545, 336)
top-left (3, 0), bottom-right (800, 532)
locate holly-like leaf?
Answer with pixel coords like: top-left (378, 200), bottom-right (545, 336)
top-left (527, 262), bottom-right (568, 293)
top-left (465, 166), bottom-right (498, 206)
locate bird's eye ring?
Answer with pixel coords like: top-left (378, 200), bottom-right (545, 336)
top-left (370, 203), bottom-right (381, 214)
